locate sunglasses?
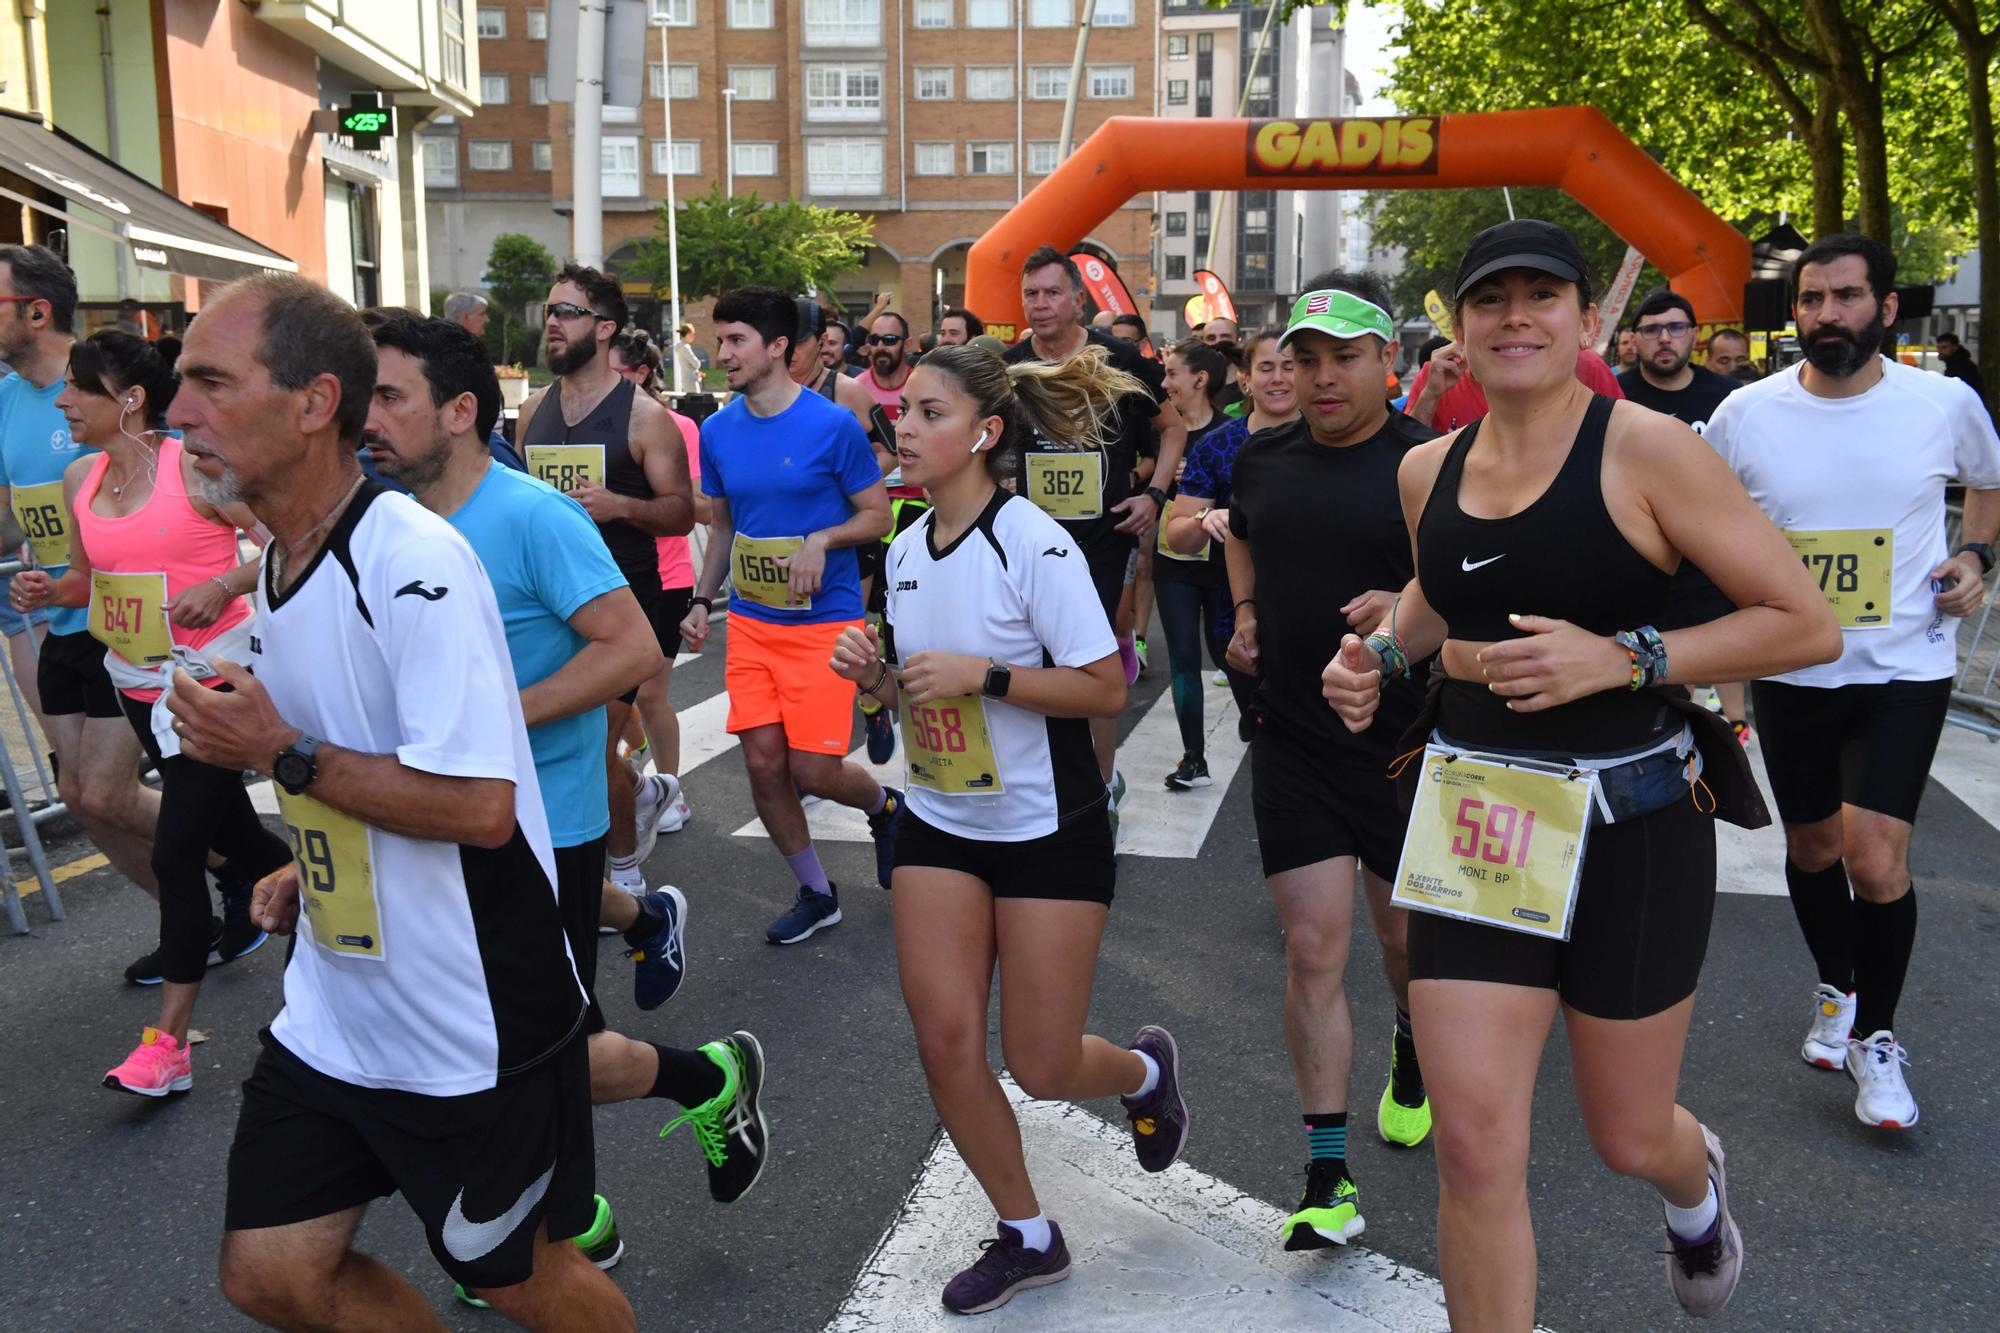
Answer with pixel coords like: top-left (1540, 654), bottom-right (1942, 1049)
top-left (866, 333), bottom-right (905, 346)
top-left (545, 301), bottom-right (613, 323)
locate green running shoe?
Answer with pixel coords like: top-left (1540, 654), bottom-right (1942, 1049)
top-left (453, 1194), bottom-right (624, 1308)
top-left (1283, 1161), bottom-right (1365, 1250)
top-left (660, 1033), bottom-right (770, 1205)
top-left (1377, 1029), bottom-right (1432, 1147)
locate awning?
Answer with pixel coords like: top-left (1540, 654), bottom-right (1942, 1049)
top-left (0, 110), bottom-right (297, 283)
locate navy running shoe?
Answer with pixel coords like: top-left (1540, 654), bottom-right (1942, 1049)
top-left (627, 885), bottom-right (688, 1010)
top-left (865, 703), bottom-right (896, 764)
top-left (867, 786), bottom-right (904, 891)
top-left (766, 885), bottom-right (842, 944)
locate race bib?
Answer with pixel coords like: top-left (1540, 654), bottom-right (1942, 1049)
top-left (1024, 451), bottom-right (1103, 520)
top-left (1784, 528), bottom-right (1893, 628)
top-left (526, 444), bottom-right (606, 493)
top-left (1391, 747), bottom-right (1594, 941)
top-left (277, 791), bottom-right (384, 960)
top-left (1156, 504), bottom-right (1212, 562)
top-left (900, 692), bottom-right (1003, 795)
top-left (731, 532), bottom-right (811, 610)
top-left (11, 480), bottom-right (70, 567)
top-left (88, 570), bottom-right (172, 665)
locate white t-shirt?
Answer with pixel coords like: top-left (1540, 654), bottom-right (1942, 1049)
top-left (1705, 359), bottom-right (2000, 687)
top-left (249, 485), bottom-right (585, 1096)
top-left (883, 491), bottom-right (1117, 840)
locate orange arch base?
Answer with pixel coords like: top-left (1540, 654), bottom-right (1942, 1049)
top-left (967, 107), bottom-right (1750, 329)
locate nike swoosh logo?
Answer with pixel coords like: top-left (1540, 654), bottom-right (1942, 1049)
top-left (440, 1162), bottom-right (555, 1263)
top-left (1460, 555), bottom-right (1505, 572)
top-left (396, 581), bottom-right (449, 601)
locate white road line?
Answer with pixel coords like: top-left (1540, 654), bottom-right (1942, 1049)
top-left (1929, 724), bottom-right (2000, 835)
top-left (1111, 673), bottom-right (1250, 858)
top-left (731, 737), bottom-right (902, 844)
top-left (826, 1075), bottom-right (1552, 1332)
top-left (1716, 735), bottom-right (1786, 897)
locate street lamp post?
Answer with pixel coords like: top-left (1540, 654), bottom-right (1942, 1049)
top-left (655, 14), bottom-right (684, 390)
top-left (722, 88), bottom-right (737, 197)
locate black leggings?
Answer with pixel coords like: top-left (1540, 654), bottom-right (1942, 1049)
top-left (121, 692), bottom-right (294, 984)
top-left (1154, 578), bottom-right (1257, 759)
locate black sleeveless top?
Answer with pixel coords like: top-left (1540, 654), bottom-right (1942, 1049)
top-left (520, 377), bottom-right (658, 588)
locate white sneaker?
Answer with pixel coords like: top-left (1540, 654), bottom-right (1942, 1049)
top-left (632, 773), bottom-right (670, 864)
top-left (657, 793), bottom-right (691, 834)
top-left (1845, 1030), bottom-right (1919, 1129)
top-left (1210, 669), bottom-right (1227, 687)
top-left (608, 863), bottom-right (647, 897)
top-left (1801, 984), bottom-right (1856, 1069)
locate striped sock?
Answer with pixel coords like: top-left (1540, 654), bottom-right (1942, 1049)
top-left (1304, 1111), bottom-right (1347, 1165)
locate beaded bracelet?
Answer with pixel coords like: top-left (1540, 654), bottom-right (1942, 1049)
top-left (1364, 628), bottom-right (1412, 678)
top-left (1614, 626), bottom-right (1668, 690)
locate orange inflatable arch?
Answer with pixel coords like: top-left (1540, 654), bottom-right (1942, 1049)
top-left (966, 106), bottom-right (1750, 330)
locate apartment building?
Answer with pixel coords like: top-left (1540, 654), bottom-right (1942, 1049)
top-left (425, 0), bottom-right (1159, 333)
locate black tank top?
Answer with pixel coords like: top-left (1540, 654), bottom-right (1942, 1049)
top-left (520, 377), bottom-right (658, 588)
top-left (1417, 394), bottom-right (1671, 644)
top-left (815, 368), bottom-right (840, 401)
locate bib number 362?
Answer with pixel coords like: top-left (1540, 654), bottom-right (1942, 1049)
top-left (1024, 451), bottom-right (1103, 521)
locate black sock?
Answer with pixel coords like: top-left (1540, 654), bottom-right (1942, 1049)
top-left (620, 891), bottom-right (667, 948)
top-left (1784, 858), bottom-right (1854, 991)
top-left (1852, 887), bottom-right (1917, 1037)
top-left (1391, 1009), bottom-right (1424, 1106)
top-left (648, 1043), bottom-right (727, 1107)
top-left (1303, 1111), bottom-right (1348, 1177)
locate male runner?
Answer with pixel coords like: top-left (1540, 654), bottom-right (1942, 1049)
top-left (679, 285), bottom-right (902, 944)
top-left (365, 315), bottom-right (770, 1303)
top-left (1704, 328), bottom-right (1756, 380)
top-left (516, 263), bottom-right (695, 895)
top-left (164, 273), bottom-right (629, 1331)
top-left (1705, 233), bottom-right (2000, 1130)
top-left (859, 311), bottom-right (914, 422)
top-left (1005, 247), bottom-right (1187, 823)
top-left (936, 308), bottom-right (984, 347)
top-left (1223, 276), bottom-right (1433, 1250)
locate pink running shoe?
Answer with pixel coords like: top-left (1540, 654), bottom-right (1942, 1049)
top-left (1117, 632), bottom-right (1140, 686)
top-left (103, 1027), bottom-right (193, 1097)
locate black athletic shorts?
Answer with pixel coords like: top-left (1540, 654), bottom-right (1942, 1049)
top-left (554, 838), bottom-right (607, 1036)
top-left (618, 582), bottom-right (689, 705)
top-left (894, 804), bottom-right (1115, 904)
top-left (225, 1029), bottom-right (596, 1291)
top-left (1079, 531), bottom-right (1136, 622)
top-left (37, 628), bottom-right (120, 719)
top-left (1251, 724), bottom-right (1406, 881)
top-left (1408, 795), bottom-right (1717, 1020)
top-left (1751, 676), bottom-right (1951, 826)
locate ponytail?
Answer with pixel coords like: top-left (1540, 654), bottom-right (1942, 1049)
top-left (917, 342), bottom-right (1146, 484)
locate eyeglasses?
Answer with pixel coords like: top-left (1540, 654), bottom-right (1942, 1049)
top-left (1634, 320), bottom-right (1694, 341)
top-left (545, 301), bottom-right (613, 323)
top-left (865, 333), bottom-right (905, 346)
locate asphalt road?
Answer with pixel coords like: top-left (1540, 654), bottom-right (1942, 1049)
top-left (3, 634), bottom-right (1997, 1331)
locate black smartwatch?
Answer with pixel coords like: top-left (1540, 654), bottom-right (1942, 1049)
top-left (688, 594), bottom-right (714, 613)
top-left (273, 733), bottom-right (322, 796)
top-left (1955, 542), bottom-right (1995, 575)
top-left (1144, 485), bottom-right (1169, 508)
top-left (982, 659), bottom-right (1012, 699)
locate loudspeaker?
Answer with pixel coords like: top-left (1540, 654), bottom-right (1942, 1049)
top-left (1742, 279), bottom-right (1790, 332)
top-left (1891, 285), bottom-right (1934, 323)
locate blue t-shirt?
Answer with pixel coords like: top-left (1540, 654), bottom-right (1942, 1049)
top-left (0, 372), bottom-right (92, 635)
top-left (445, 462), bottom-right (627, 846)
top-left (700, 387), bottom-right (880, 625)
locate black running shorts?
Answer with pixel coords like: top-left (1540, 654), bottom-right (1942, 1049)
top-left (225, 1030), bottom-right (596, 1291)
top-left (1079, 530), bottom-right (1136, 622)
top-left (553, 837), bottom-right (607, 1036)
top-left (1250, 724), bottom-right (1407, 882)
top-left (37, 628), bottom-right (120, 719)
top-left (894, 805), bottom-right (1115, 904)
top-left (1750, 677), bottom-right (1951, 826)
top-left (618, 584), bottom-right (689, 705)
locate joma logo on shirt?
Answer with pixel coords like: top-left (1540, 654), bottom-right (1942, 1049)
top-left (896, 579), bottom-right (918, 592)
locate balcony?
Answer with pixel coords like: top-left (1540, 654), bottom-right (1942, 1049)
top-left (253, 1), bottom-right (479, 117)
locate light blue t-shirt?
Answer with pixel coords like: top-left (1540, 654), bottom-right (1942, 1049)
top-left (446, 462), bottom-right (627, 846)
top-left (699, 387), bottom-right (880, 625)
top-left (0, 372), bottom-right (92, 635)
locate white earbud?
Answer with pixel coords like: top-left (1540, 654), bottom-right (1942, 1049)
top-left (970, 429), bottom-right (991, 454)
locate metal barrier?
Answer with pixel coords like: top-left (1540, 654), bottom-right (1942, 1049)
top-left (0, 556), bottom-right (66, 932)
top-left (1945, 504), bottom-right (2000, 737)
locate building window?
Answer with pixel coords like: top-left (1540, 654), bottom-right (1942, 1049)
top-left (1196, 32), bottom-right (1212, 54)
top-left (346, 181), bottom-right (380, 309)
top-left (1029, 0), bottom-right (1068, 25)
top-left (650, 63), bottom-right (698, 99)
top-left (476, 6), bottom-right (505, 38)
top-left (914, 141), bottom-right (954, 174)
top-left (966, 66), bottom-right (1014, 99)
top-left (1026, 66), bottom-right (1067, 100)
top-left (1027, 140), bottom-right (1060, 174)
top-left (468, 139), bottom-right (512, 171)
top-left (650, 0), bottom-right (695, 24)
top-left (652, 139), bottom-right (701, 175)
top-left (1240, 251), bottom-right (1273, 287)
top-left (532, 140), bottom-right (552, 171)
top-left (805, 63), bottom-right (883, 120)
top-left (1195, 76), bottom-right (1212, 102)
top-left (1086, 65), bottom-right (1133, 99)
top-left (1167, 33), bottom-right (1188, 58)
top-left (529, 75), bottom-right (549, 104)
top-left (914, 66), bottom-right (954, 100)
top-left (1165, 211), bottom-right (1186, 237)
top-left (421, 136), bottom-right (458, 188)
top-left (480, 73), bottom-right (509, 105)
top-left (730, 0), bottom-right (774, 26)
top-left (807, 138), bottom-right (883, 194)
top-left (1166, 79), bottom-right (1187, 105)
top-left (1095, 0), bottom-right (1132, 25)
top-left (603, 136), bottom-right (642, 195)
top-left (914, 0), bottom-right (953, 26)
top-left (527, 7), bottom-right (549, 39)
top-left (967, 141), bottom-right (1012, 175)
top-left (729, 66), bottom-right (778, 100)
top-left (442, 0), bottom-right (468, 87)
top-left (966, 0), bottom-right (1009, 27)
top-left (1166, 255), bottom-right (1188, 281)
top-left (735, 142), bottom-right (778, 176)
top-left (804, 0), bottom-right (882, 45)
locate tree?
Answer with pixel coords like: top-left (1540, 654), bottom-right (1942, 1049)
top-left (628, 186), bottom-right (874, 303)
top-left (483, 233), bottom-right (557, 366)
top-left (1930, 0), bottom-right (2000, 408)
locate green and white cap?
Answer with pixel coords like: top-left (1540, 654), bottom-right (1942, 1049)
top-left (1279, 289), bottom-right (1395, 348)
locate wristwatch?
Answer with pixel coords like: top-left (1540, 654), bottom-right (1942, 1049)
top-left (1195, 506), bottom-right (1212, 522)
top-left (1144, 485), bottom-right (1169, 508)
top-left (982, 659), bottom-right (1012, 699)
top-left (273, 733), bottom-right (323, 796)
top-left (1955, 542), bottom-right (1995, 575)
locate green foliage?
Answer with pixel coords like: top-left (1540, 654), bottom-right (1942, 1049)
top-left (629, 187), bottom-right (874, 302)
top-left (482, 234), bottom-right (559, 368)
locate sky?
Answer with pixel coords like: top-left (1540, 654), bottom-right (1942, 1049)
top-left (1341, 1), bottom-right (1402, 116)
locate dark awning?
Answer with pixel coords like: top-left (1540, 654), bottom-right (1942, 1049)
top-left (0, 110), bottom-right (296, 283)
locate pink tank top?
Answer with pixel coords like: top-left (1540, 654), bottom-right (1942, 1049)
top-left (76, 435), bottom-right (251, 701)
top-left (654, 409), bottom-right (702, 592)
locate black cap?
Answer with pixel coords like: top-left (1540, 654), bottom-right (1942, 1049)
top-left (1453, 219), bottom-right (1590, 300)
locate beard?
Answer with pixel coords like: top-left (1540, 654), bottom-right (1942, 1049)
top-left (547, 335), bottom-right (597, 377)
top-left (197, 457), bottom-right (246, 507)
top-left (1802, 318), bottom-right (1885, 378)
top-left (872, 350), bottom-right (904, 377)
top-left (1649, 345), bottom-right (1692, 377)
top-left (365, 430), bottom-right (451, 491)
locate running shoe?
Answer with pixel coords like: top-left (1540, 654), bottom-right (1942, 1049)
top-left (1665, 1125), bottom-right (1743, 1317)
top-left (1210, 669), bottom-right (1228, 687)
top-left (1110, 770), bottom-right (1129, 810)
top-left (456, 1194), bottom-right (624, 1306)
top-left (1846, 1030), bottom-right (1919, 1129)
top-left (653, 772), bottom-right (690, 834)
top-left (608, 863), bottom-right (646, 897)
top-left (864, 702), bottom-right (896, 765)
top-left (632, 772), bottom-right (672, 864)
top-left (1378, 1028), bottom-right (1432, 1148)
top-left (628, 885), bottom-right (689, 1011)
top-left (1119, 1026), bottom-right (1188, 1172)
top-left (660, 1033), bottom-right (770, 1204)
top-left (867, 786), bottom-right (904, 891)
top-left (208, 918), bottom-right (269, 968)
top-left (941, 1222), bottom-right (1072, 1314)
top-left (1116, 632), bottom-right (1139, 686)
top-left (103, 1027), bottom-right (193, 1097)
top-left (1731, 719), bottom-right (1752, 747)
top-left (1801, 984), bottom-right (1856, 1069)
top-left (1165, 755), bottom-right (1211, 790)
top-left (767, 885), bottom-right (842, 944)
top-left (1283, 1161), bottom-right (1365, 1249)
top-left (1133, 636), bottom-right (1149, 675)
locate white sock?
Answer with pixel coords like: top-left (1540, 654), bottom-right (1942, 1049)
top-left (1129, 1049), bottom-right (1160, 1099)
top-left (1663, 1179), bottom-right (1718, 1242)
top-left (1002, 1213), bottom-right (1052, 1253)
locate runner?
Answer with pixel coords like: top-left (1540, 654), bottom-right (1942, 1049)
top-left (162, 273), bottom-right (630, 1330)
top-left (1005, 247), bottom-right (1187, 823)
top-left (1406, 308), bottom-right (1625, 433)
top-left (1208, 282), bottom-right (1436, 1252)
top-left (1703, 328), bottom-right (1756, 381)
top-left (679, 285), bottom-right (902, 944)
top-left (936, 309), bottom-right (985, 347)
top-left (1321, 218), bottom-right (1840, 1324)
top-left (827, 342), bottom-right (1189, 1314)
top-left (1704, 233), bottom-right (2000, 1130)
top-left (516, 264), bottom-right (695, 896)
top-left (10, 329), bottom-right (292, 1094)
top-left (365, 314), bottom-right (770, 1305)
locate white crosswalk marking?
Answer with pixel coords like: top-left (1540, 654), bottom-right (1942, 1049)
top-left (1109, 673), bottom-right (1250, 858)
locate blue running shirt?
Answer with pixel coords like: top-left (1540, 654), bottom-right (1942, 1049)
top-left (0, 372), bottom-right (92, 635)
